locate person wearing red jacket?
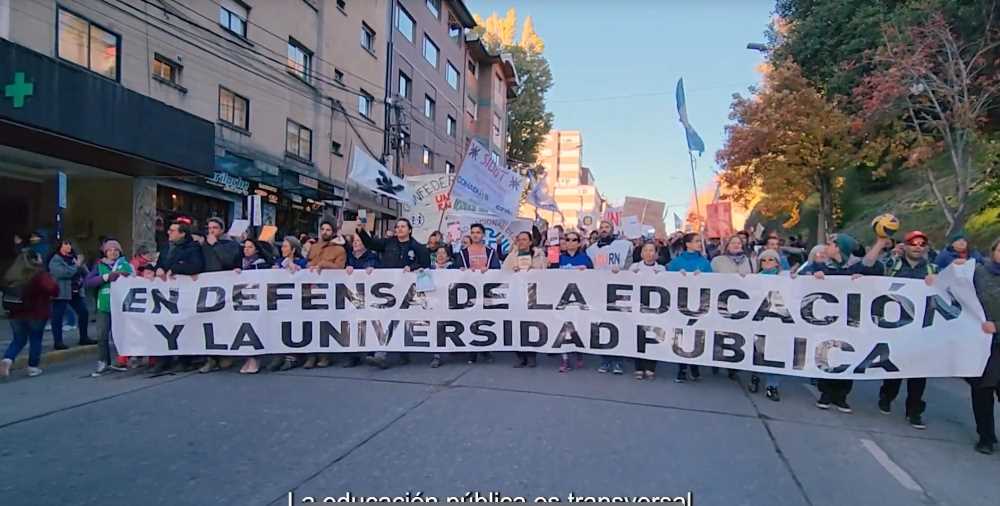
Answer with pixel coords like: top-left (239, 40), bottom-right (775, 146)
top-left (1, 250), bottom-right (59, 378)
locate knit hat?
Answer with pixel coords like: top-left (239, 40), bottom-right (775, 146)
top-left (758, 249), bottom-right (782, 264)
top-left (948, 229), bottom-right (967, 243)
top-left (101, 239), bottom-right (123, 255)
top-left (832, 233), bottom-right (858, 261)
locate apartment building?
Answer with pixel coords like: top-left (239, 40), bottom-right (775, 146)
top-left (464, 32), bottom-right (517, 169)
top-left (534, 130), bottom-right (604, 228)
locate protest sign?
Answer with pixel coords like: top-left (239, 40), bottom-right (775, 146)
top-left (113, 267), bottom-right (990, 379)
top-left (450, 139), bottom-right (526, 220)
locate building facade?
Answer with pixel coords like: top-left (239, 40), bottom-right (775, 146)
top-left (464, 32), bottom-right (517, 169)
top-left (534, 130), bottom-right (604, 228)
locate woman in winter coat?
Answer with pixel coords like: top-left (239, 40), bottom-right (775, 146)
top-left (0, 250), bottom-right (59, 378)
top-left (630, 241), bottom-right (665, 379)
top-left (346, 234), bottom-right (380, 271)
top-left (554, 231), bottom-right (591, 373)
top-left (959, 237), bottom-right (1000, 454)
top-left (796, 245), bottom-right (830, 275)
top-left (83, 240), bottom-right (133, 377)
top-left (504, 231), bottom-right (548, 368)
top-left (427, 246), bottom-right (457, 368)
top-left (48, 240), bottom-right (94, 349)
top-left (235, 239), bottom-right (273, 374)
top-left (711, 235), bottom-right (754, 275)
top-left (668, 233), bottom-right (712, 383)
top-left (747, 249), bottom-right (783, 401)
top-left (268, 237), bottom-right (308, 372)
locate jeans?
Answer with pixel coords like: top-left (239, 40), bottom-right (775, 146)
top-left (4, 319), bottom-right (46, 367)
top-left (879, 378), bottom-right (927, 416)
top-left (599, 356), bottom-right (623, 370)
top-left (95, 312), bottom-right (115, 365)
top-left (52, 295), bottom-right (89, 345)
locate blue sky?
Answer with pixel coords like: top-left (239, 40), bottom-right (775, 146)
top-left (466, 0), bottom-right (774, 217)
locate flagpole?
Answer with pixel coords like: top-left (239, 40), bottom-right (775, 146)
top-left (688, 150), bottom-right (705, 253)
top-left (437, 138), bottom-right (470, 234)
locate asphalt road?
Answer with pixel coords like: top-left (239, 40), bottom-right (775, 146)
top-left (1, 354), bottom-right (998, 505)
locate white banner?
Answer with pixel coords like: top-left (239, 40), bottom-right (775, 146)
top-left (451, 139), bottom-right (526, 220)
top-left (111, 266), bottom-right (991, 380)
top-left (349, 146), bottom-right (414, 203)
top-left (403, 173), bottom-right (454, 241)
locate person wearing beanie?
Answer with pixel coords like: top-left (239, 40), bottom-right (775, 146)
top-left (748, 249), bottom-right (785, 401)
top-left (810, 232), bottom-right (884, 413)
top-left (934, 230), bottom-right (983, 270)
top-left (796, 245), bottom-right (830, 275)
top-left (83, 239), bottom-right (133, 377)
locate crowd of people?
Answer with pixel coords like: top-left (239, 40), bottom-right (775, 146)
top-left (0, 217), bottom-right (997, 455)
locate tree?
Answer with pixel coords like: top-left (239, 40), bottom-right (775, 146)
top-left (472, 10), bottom-right (554, 165)
top-left (854, 3), bottom-right (1000, 234)
top-left (717, 64), bottom-right (853, 238)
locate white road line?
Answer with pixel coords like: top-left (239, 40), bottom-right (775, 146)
top-left (860, 438), bottom-right (925, 493)
top-left (801, 383), bottom-right (820, 400)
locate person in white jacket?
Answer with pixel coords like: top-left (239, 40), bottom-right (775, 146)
top-left (503, 231), bottom-right (548, 368)
top-left (587, 221), bottom-right (633, 374)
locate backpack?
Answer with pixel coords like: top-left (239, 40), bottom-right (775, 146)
top-left (2, 283), bottom-right (26, 313)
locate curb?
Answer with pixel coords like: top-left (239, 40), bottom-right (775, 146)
top-left (11, 344), bottom-right (96, 370)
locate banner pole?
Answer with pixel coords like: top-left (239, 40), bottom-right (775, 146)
top-left (688, 150), bottom-right (706, 254)
top-left (438, 138), bottom-right (470, 233)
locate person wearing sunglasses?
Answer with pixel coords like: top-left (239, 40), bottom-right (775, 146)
top-left (871, 230), bottom-right (938, 430)
top-left (553, 231), bottom-right (592, 373)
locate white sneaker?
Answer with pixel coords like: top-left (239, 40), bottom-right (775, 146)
top-left (0, 358), bottom-right (12, 378)
top-left (27, 367), bottom-right (43, 377)
top-left (91, 361), bottom-right (108, 377)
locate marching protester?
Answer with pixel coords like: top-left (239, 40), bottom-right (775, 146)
top-left (48, 239), bottom-right (94, 350)
top-left (811, 233), bottom-right (884, 413)
top-left (199, 217), bottom-right (242, 374)
top-left (796, 245), bottom-right (829, 275)
top-left (587, 220), bottom-right (633, 374)
top-left (234, 239), bottom-right (274, 374)
top-left (711, 235), bottom-right (754, 275)
top-left (504, 231), bottom-right (547, 368)
top-left (358, 218), bottom-right (430, 369)
top-left (875, 231), bottom-right (937, 429)
top-left (668, 232), bottom-right (712, 383)
top-left (427, 230), bottom-right (444, 252)
top-left (629, 241), bottom-right (665, 379)
top-left (305, 221), bottom-right (347, 369)
top-left (934, 230), bottom-right (982, 269)
top-left (83, 239), bottom-right (133, 377)
top-left (554, 231), bottom-right (591, 373)
top-left (458, 223), bottom-right (502, 365)
top-left (763, 235), bottom-right (792, 271)
top-left (347, 234), bottom-right (380, 271)
top-left (150, 221), bottom-right (205, 374)
top-left (129, 243), bottom-right (157, 272)
top-left (428, 246), bottom-right (457, 369)
top-left (269, 236), bottom-right (308, 372)
top-left (958, 237), bottom-right (1000, 455)
top-left (0, 250), bottom-right (58, 378)
top-left (747, 249), bottom-right (784, 401)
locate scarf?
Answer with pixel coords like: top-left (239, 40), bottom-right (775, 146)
top-left (242, 254), bottom-right (261, 270)
top-left (726, 252), bottom-right (748, 266)
top-left (986, 259), bottom-right (1000, 276)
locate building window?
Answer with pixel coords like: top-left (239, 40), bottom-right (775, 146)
top-left (218, 2), bottom-right (248, 38)
top-left (219, 87), bottom-right (249, 130)
top-left (446, 61), bottom-right (459, 90)
top-left (467, 94), bottom-right (478, 120)
top-left (287, 38), bottom-right (312, 81)
top-left (396, 3), bottom-right (415, 42)
top-left (446, 115), bottom-right (456, 137)
top-left (422, 35), bottom-right (439, 68)
top-left (358, 89), bottom-right (374, 119)
top-left (424, 95), bottom-right (435, 120)
top-left (152, 54), bottom-right (181, 85)
top-left (448, 14), bottom-right (462, 40)
top-left (398, 71), bottom-right (412, 99)
top-left (492, 113), bottom-right (501, 137)
top-left (468, 59), bottom-right (476, 75)
top-left (57, 8), bottom-right (120, 81)
top-left (422, 146), bottom-right (433, 168)
top-left (334, 69), bottom-right (344, 83)
top-left (445, 161), bottom-right (455, 174)
top-left (361, 22), bottom-right (376, 53)
top-left (337, 0), bottom-right (346, 10)
top-left (426, 0), bottom-right (441, 19)
top-left (331, 140), bottom-right (343, 156)
top-left (286, 120), bottom-right (313, 162)
top-left (491, 151), bottom-right (501, 165)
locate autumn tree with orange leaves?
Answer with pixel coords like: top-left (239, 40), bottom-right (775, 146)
top-left (717, 64), bottom-right (853, 238)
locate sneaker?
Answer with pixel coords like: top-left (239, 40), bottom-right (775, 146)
top-left (612, 363), bottom-right (624, 375)
top-left (0, 358), bottom-right (11, 378)
top-left (27, 366), bottom-right (43, 377)
top-left (53, 342), bottom-right (69, 351)
top-left (908, 415), bottom-right (926, 430)
top-left (690, 369), bottom-right (701, 381)
top-left (597, 361), bottom-right (610, 373)
top-left (342, 356), bottom-right (361, 368)
top-left (77, 338), bottom-right (97, 346)
top-left (526, 356), bottom-right (537, 368)
top-left (559, 359), bottom-right (569, 373)
top-left (634, 370), bottom-right (645, 380)
top-left (365, 355), bottom-right (389, 370)
top-left (765, 386), bottom-right (781, 402)
top-left (267, 358), bottom-right (284, 373)
top-left (91, 361), bottom-right (108, 377)
top-left (878, 399), bottom-right (892, 415)
top-left (198, 358), bottom-right (219, 374)
top-left (833, 399), bottom-right (853, 413)
top-left (975, 440), bottom-right (995, 455)
top-left (748, 375), bottom-right (761, 393)
top-left (644, 371), bottom-right (655, 380)
top-left (430, 357), bottom-right (441, 369)
top-left (816, 394), bottom-right (832, 410)
top-left (149, 361), bottom-right (170, 375)
top-left (727, 369), bottom-right (737, 380)
top-left (302, 356), bottom-right (317, 369)
top-left (109, 364), bottom-right (127, 372)
top-left (218, 357), bottom-right (235, 370)
top-left (315, 356), bottom-right (331, 368)
top-left (674, 370), bottom-right (687, 383)
top-left (279, 357), bottom-right (297, 371)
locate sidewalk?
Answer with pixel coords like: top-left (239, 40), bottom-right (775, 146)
top-left (0, 317), bottom-right (97, 369)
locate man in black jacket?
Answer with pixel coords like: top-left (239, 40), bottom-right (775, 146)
top-left (198, 217), bottom-right (241, 373)
top-left (357, 219), bottom-right (429, 369)
top-left (151, 222), bottom-right (205, 374)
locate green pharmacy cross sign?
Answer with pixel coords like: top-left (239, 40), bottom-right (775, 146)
top-left (4, 72), bottom-right (34, 108)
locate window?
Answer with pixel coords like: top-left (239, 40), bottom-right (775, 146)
top-left (152, 54), bottom-right (180, 85)
top-left (358, 89), bottom-right (374, 119)
top-left (492, 113), bottom-right (501, 137)
top-left (219, 87), bottom-right (249, 130)
top-left (287, 38), bottom-right (312, 81)
top-left (446, 115), bottom-right (456, 137)
top-left (468, 59), bottom-right (476, 75)
top-left (334, 69), bottom-right (344, 83)
top-left (396, 4), bottom-right (415, 42)
top-left (426, 0), bottom-right (440, 18)
top-left (331, 140), bottom-right (343, 156)
top-left (467, 94), bottom-right (478, 120)
top-left (424, 95), bottom-right (435, 120)
top-left (286, 120), bottom-right (313, 162)
top-left (422, 35), bottom-right (439, 68)
top-left (218, 3), bottom-right (248, 38)
top-left (57, 9), bottom-right (120, 80)
top-left (491, 151), bottom-right (501, 165)
top-left (445, 161), bottom-right (455, 174)
top-left (337, 0), bottom-right (346, 9)
top-left (398, 71), bottom-right (412, 99)
top-left (446, 62), bottom-right (459, 89)
top-left (448, 15), bottom-right (462, 39)
top-left (422, 146), bottom-right (433, 168)
top-left (361, 23), bottom-right (376, 53)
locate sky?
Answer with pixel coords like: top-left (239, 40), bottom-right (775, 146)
top-left (466, 0), bottom-right (774, 219)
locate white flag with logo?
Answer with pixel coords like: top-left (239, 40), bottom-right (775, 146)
top-left (349, 145), bottom-right (414, 204)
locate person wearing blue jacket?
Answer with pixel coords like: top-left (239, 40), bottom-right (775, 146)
top-left (934, 230), bottom-right (983, 270)
top-left (346, 234), bottom-right (380, 271)
top-left (668, 232), bottom-right (712, 383)
top-left (553, 231), bottom-right (591, 372)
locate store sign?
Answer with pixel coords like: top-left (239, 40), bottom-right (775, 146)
top-left (252, 183), bottom-right (280, 205)
top-left (207, 171), bottom-right (250, 195)
top-left (298, 174), bottom-right (319, 190)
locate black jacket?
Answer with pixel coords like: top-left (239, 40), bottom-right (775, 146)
top-left (357, 230), bottom-right (430, 270)
top-left (156, 236), bottom-right (205, 275)
top-left (202, 238), bottom-right (241, 273)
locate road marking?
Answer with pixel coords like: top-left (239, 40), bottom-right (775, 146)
top-left (860, 438), bottom-right (925, 493)
top-left (801, 383), bottom-right (819, 400)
